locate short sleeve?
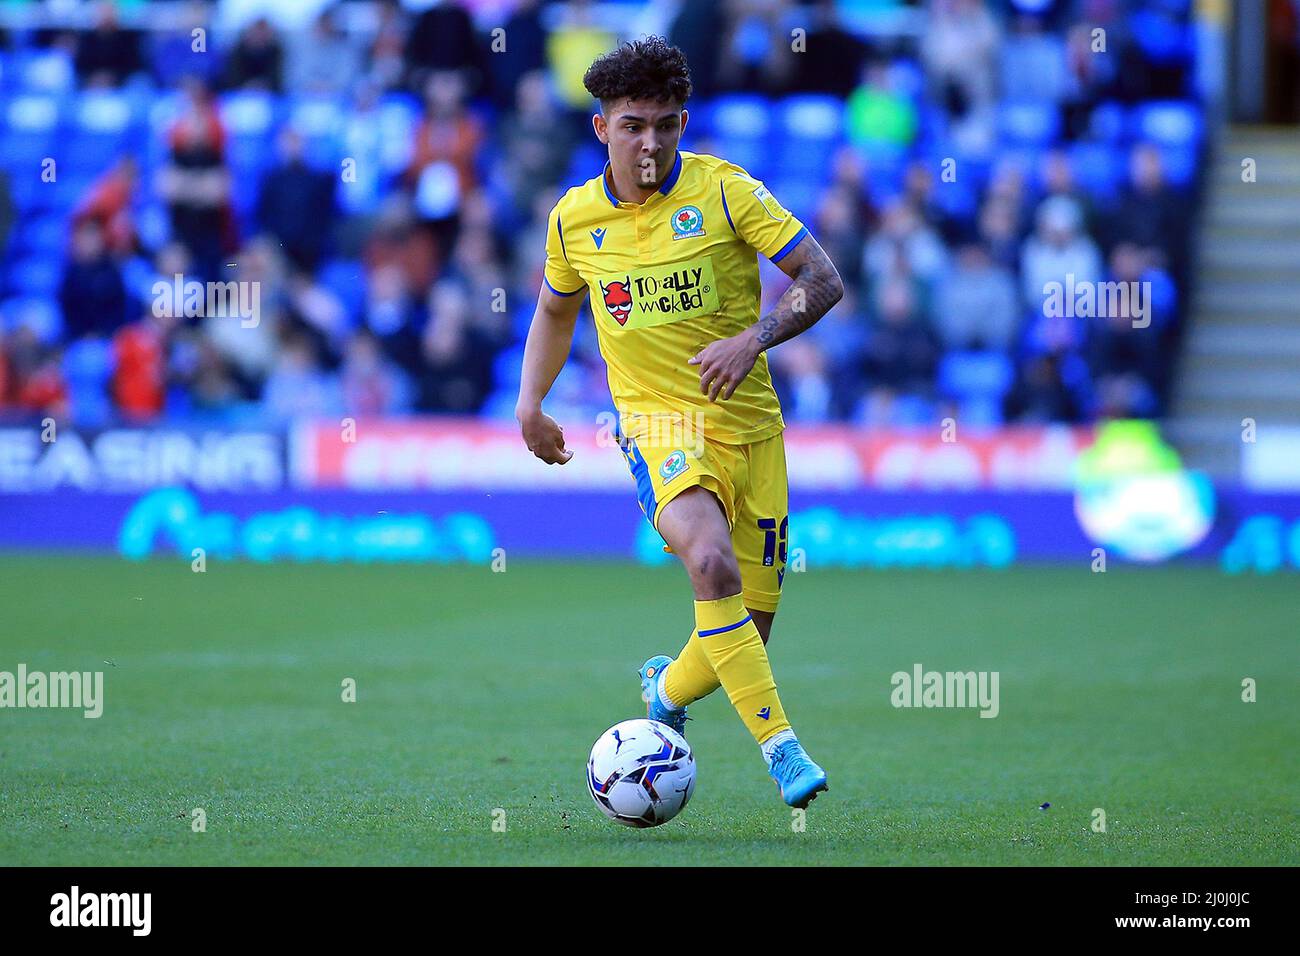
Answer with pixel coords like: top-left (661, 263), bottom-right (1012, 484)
top-left (542, 204), bottom-right (585, 296)
top-left (719, 172), bottom-right (809, 263)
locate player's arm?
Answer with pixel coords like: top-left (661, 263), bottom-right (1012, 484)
top-left (515, 282), bottom-right (587, 465)
top-left (747, 233), bottom-right (844, 352)
top-left (517, 202), bottom-right (588, 464)
top-left (691, 232), bottom-right (844, 401)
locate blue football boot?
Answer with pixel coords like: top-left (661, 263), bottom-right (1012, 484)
top-left (768, 738), bottom-right (829, 808)
top-left (638, 655), bottom-right (688, 736)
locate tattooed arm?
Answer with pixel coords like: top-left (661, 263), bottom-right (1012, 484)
top-left (690, 234), bottom-right (844, 401)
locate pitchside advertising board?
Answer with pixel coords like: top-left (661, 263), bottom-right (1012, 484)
top-left (2, 419), bottom-right (1300, 571)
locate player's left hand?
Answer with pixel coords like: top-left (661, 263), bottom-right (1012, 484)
top-left (689, 332), bottom-right (760, 402)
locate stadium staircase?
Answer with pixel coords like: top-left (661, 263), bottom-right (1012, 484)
top-left (1169, 126), bottom-right (1300, 477)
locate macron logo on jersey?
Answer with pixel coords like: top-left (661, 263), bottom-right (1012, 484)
top-left (590, 227), bottom-right (607, 249)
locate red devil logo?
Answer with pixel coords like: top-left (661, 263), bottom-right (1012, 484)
top-left (600, 277), bottom-right (633, 326)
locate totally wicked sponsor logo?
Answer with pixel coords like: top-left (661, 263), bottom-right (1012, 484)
top-left (594, 256), bottom-right (720, 329)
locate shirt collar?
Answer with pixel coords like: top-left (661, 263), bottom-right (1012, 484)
top-left (602, 150), bottom-right (684, 207)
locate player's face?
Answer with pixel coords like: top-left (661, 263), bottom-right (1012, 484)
top-left (594, 98), bottom-right (688, 191)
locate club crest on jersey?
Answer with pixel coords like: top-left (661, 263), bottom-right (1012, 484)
top-left (659, 450), bottom-right (689, 484)
top-left (670, 205), bottom-right (706, 240)
top-left (599, 276), bottom-right (633, 325)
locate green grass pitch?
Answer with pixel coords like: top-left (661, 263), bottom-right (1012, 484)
top-left (1, 554), bottom-right (1296, 866)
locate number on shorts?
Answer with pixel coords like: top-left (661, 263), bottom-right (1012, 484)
top-left (757, 516), bottom-right (788, 568)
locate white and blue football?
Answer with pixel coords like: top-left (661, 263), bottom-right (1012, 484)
top-left (587, 718), bottom-right (696, 828)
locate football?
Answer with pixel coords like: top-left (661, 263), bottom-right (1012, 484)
top-left (586, 719), bottom-right (696, 828)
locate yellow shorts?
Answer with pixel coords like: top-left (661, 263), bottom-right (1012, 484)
top-left (619, 429), bottom-right (789, 613)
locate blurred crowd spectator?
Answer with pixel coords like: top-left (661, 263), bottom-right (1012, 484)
top-left (0, 0), bottom-right (1206, 429)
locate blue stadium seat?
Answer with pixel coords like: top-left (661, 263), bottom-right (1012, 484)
top-left (480, 388), bottom-right (521, 423)
top-left (62, 132), bottom-right (128, 174)
top-left (6, 92), bottom-right (62, 130)
top-left (48, 174), bottom-right (94, 211)
top-left (72, 89), bottom-right (134, 134)
top-left (1068, 142), bottom-right (1122, 200)
top-left (563, 141), bottom-right (604, 185)
top-left (723, 141), bottom-right (769, 181)
top-left (767, 177), bottom-right (818, 222)
top-left (318, 259), bottom-right (367, 322)
top-left (778, 95), bottom-right (843, 142)
top-left (1157, 143), bottom-right (1199, 189)
top-left (63, 336), bottom-right (115, 426)
top-left (915, 103), bottom-right (949, 151)
top-left (220, 91), bottom-right (278, 137)
top-left (0, 296), bottom-right (61, 341)
top-left (938, 351), bottom-right (1014, 404)
top-left (711, 94), bottom-right (772, 180)
top-left (889, 59), bottom-right (927, 102)
top-left (60, 90), bottom-right (145, 173)
top-left (959, 396), bottom-right (1004, 427)
top-left (1132, 100), bottom-right (1202, 148)
top-left (931, 176), bottom-right (977, 220)
top-left (376, 95), bottom-right (420, 174)
top-left (17, 215), bottom-right (66, 257)
top-left (1088, 101), bottom-right (1127, 142)
top-left (710, 94), bottom-right (771, 139)
top-left (1130, 10), bottom-right (1193, 65)
top-left (1, 94), bottom-right (60, 170)
top-left (288, 96), bottom-right (346, 172)
top-left (775, 96), bottom-right (840, 181)
top-left (862, 148), bottom-right (908, 204)
top-left (493, 345), bottom-right (525, 390)
top-left (683, 97), bottom-right (712, 138)
top-left (13, 49), bottom-right (74, 94)
top-left (5, 171), bottom-right (51, 211)
top-left (0, 130), bottom-right (54, 172)
top-left (889, 395), bottom-right (937, 427)
top-left (775, 138), bottom-right (836, 179)
top-left (999, 102), bottom-right (1061, 146)
top-left (7, 256), bottom-right (62, 297)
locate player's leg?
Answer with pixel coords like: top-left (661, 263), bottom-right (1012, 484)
top-left (658, 430), bottom-right (780, 698)
top-left (652, 484), bottom-right (821, 804)
top-left (728, 432), bottom-right (827, 805)
top-left (657, 488), bottom-right (781, 743)
top-left (657, 437), bottom-right (776, 710)
top-left (621, 433), bottom-right (721, 732)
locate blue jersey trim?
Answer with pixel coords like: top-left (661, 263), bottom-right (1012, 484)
top-left (601, 163), bottom-right (619, 207)
top-left (543, 276), bottom-right (583, 297)
top-left (623, 438), bottom-right (659, 527)
top-left (698, 614), bottom-right (753, 638)
top-left (602, 151), bottom-right (682, 205)
top-left (658, 151), bottom-right (683, 195)
top-left (557, 213), bottom-right (570, 261)
top-left (769, 225), bottom-right (809, 264)
top-left (720, 180), bottom-right (736, 234)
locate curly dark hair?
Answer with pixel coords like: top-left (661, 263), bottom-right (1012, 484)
top-left (583, 36), bottom-right (693, 110)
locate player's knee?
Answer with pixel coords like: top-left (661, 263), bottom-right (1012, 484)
top-left (683, 542), bottom-right (742, 598)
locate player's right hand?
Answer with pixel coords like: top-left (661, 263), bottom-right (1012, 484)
top-left (517, 408), bottom-right (573, 465)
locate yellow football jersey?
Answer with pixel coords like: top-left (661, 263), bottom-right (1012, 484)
top-left (543, 150), bottom-right (809, 446)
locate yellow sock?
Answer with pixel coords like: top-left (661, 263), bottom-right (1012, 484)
top-left (693, 593), bottom-right (790, 744)
top-left (662, 629), bottom-right (720, 707)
